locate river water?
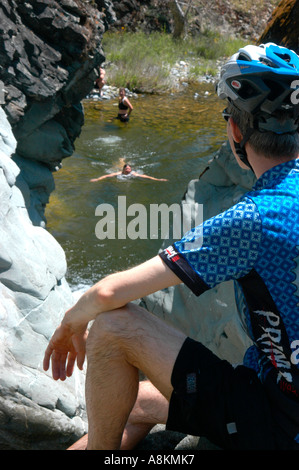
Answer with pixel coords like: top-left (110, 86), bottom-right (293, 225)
top-left (46, 83), bottom-right (227, 293)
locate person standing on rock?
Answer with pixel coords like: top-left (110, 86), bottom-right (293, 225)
top-left (94, 67), bottom-right (106, 96)
top-left (117, 87), bottom-right (133, 122)
top-left (44, 43), bottom-right (299, 450)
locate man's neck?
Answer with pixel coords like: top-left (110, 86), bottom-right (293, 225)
top-left (246, 146), bottom-right (297, 179)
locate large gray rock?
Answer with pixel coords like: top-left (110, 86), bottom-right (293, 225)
top-left (0, 106), bottom-right (86, 450)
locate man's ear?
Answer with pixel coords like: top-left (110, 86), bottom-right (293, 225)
top-left (229, 118), bottom-right (243, 143)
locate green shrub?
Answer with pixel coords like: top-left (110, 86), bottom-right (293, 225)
top-left (102, 30), bottom-right (247, 93)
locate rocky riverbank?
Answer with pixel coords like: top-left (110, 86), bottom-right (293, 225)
top-left (87, 59), bottom-right (222, 101)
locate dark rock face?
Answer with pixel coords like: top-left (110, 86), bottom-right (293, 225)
top-left (1, 1), bottom-right (106, 125)
top-left (258, 0), bottom-right (299, 52)
top-left (109, 0), bottom-right (172, 33)
top-left (0, 0), bottom-right (115, 223)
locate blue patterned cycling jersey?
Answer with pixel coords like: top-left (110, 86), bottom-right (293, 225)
top-left (160, 158), bottom-right (299, 441)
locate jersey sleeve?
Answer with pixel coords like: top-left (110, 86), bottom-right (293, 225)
top-left (159, 198), bottom-right (262, 296)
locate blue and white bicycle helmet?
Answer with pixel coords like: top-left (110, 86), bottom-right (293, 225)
top-left (217, 42), bottom-right (299, 134)
top-left (217, 43), bottom-right (299, 169)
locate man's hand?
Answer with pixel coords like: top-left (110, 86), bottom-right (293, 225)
top-left (43, 256), bottom-right (182, 382)
top-left (43, 322), bottom-right (88, 381)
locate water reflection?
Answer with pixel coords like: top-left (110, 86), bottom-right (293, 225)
top-left (46, 83), bottom-right (227, 290)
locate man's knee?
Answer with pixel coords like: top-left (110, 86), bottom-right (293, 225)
top-left (86, 304), bottom-right (140, 357)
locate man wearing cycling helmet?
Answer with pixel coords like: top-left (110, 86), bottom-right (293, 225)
top-left (44, 43), bottom-right (299, 450)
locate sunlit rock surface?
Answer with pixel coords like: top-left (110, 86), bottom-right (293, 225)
top-left (0, 106), bottom-right (86, 450)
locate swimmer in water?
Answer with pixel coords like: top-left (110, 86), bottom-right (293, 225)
top-left (90, 164), bottom-right (168, 182)
top-left (117, 88), bottom-right (133, 122)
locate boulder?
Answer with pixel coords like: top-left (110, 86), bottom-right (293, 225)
top-left (0, 106), bottom-right (87, 449)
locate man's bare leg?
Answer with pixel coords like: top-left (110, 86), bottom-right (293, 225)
top-left (67, 380), bottom-right (168, 450)
top-left (67, 434), bottom-right (88, 450)
top-left (121, 380), bottom-right (169, 450)
top-left (84, 303), bottom-right (186, 450)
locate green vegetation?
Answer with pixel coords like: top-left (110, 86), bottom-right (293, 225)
top-left (102, 30), bottom-right (247, 93)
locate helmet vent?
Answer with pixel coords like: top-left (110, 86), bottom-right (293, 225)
top-left (259, 57), bottom-right (278, 68)
top-left (238, 52), bottom-right (251, 61)
top-left (263, 79), bottom-right (285, 101)
top-left (275, 52), bottom-right (291, 63)
top-left (237, 80), bottom-right (259, 100)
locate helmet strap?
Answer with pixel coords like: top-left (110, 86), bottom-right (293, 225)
top-left (233, 128), bottom-right (254, 171)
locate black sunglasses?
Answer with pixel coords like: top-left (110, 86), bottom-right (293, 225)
top-left (222, 108), bottom-right (231, 122)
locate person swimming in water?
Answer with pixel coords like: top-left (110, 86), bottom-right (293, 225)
top-left (117, 88), bottom-right (133, 122)
top-left (90, 164), bottom-right (168, 182)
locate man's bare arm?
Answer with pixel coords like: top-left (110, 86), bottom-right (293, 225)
top-left (43, 256), bottom-right (181, 379)
top-left (62, 255), bottom-right (181, 330)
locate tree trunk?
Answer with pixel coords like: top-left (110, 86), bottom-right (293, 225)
top-left (169, 0), bottom-right (192, 39)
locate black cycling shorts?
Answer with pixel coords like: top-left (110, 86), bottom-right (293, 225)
top-left (166, 337), bottom-right (277, 450)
